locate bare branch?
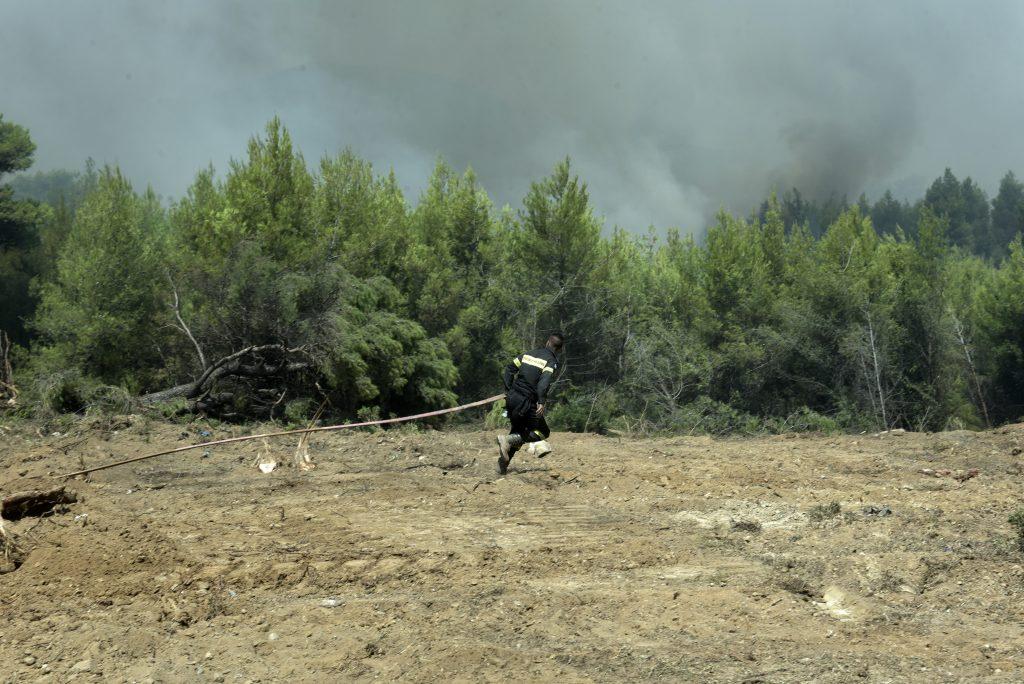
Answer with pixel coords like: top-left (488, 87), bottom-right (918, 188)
top-left (167, 278), bottom-right (207, 371)
top-left (0, 331), bottom-right (17, 407)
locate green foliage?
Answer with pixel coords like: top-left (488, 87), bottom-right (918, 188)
top-left (0, 114), bottom-right (35, 178)
top-left (870, 190), bottom-right (915, 236)
top-left (154, 397), bottom-right (191, 420)
top-left (923, 168), bottom-right (990, 253)
top-left (506, 159), bottom-right (606, 382)
top-left (622, 319), bottom-right (711, 421)
top-left (482, 402), bottom-right (507, 430)
top-left (8, 113), bottom-right (1024, 435)
top-left (284, 398), bottom-right (317, 425)
top-left (33, 369), bottom-right (95, 415)
top-left (319, 276), bottom-right (458, 416)
top-left (980, 239), bottom-right (1024, 422)
top-left (9, 162), bottom-right (98, 210)
top-left (545, 386), bottom-right (619, 434)
top-left (32, 168), bottom-right (168, 389)
top-left (355, 405), bottom-right (382, 431)
top-left (0, 115), bottom-right (44, 343)
top-left (404, 161), bottom-right (505, 396)
top-left (666, 396), bottom-right (764, 436)
top-left (156, 121), bottom-right (460, 422)
top-left (991, 172), bottom-right (1024, 261)
top-left (312, 149), bottom-right (409, 282)
top-left (20, 364), bottom-right (133, 417)
top-left (775, 407), bottom-right (840, 433)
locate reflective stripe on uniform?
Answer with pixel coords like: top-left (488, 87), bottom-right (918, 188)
top-left (513, 357), bottom-right (522, 367)
top-left (542, 366), bottom-right (554, 373)
top-left (521, 354), bottom-right (548, 370)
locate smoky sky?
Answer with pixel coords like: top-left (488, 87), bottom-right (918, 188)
top-left (3, 1), bottom-right (1024, 234)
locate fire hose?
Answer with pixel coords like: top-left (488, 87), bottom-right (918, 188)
top-left (57, 394), bottom-right (505, 479)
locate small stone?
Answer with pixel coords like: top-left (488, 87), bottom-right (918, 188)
top-left (71, 659), bottom-right (92, 673)
top-left (267, 632), bottom-right (280, 641)
top-left (204, 651), bottom-right (213, 660)
top-left (319, 598), bottom-right (342, 608)
top-left (22, 656), bottom-right (36, 666)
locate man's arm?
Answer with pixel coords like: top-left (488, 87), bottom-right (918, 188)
top-left (535, 363), bottom-right (556, 403)
top-left (502, 355), bottom-right (521, 392)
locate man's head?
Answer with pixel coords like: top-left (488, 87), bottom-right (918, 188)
top-left (546, 332), bottom-right (565, 354)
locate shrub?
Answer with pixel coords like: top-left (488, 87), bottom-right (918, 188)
top-left (777, 407), bottom-right (840, 433)
top-left (1009, 509), bottom-right (1024, 552)
top-left (154, 397), bottom-right (191, 420)
top-left (29, 369), bottom-right (98, 415)
top-left (809, 502), bottom-right (842, 522)
top-left (546, 387), bottom-right (618, 434)
top-left (355, 405), bottom-right (382, 432)
top-left (284, 398), bottom-right (316, 425)
top-left (84, 384), bottom-right (136, 415)
top-left (667, 396), bottom-right (763, 436)
top-left (20, 367), bottom-right (137, 417)
top-left (483, 401), bottom-right (507, 431)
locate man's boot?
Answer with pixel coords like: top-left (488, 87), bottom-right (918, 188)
top-left (497, 434), bottom-right (523, 474)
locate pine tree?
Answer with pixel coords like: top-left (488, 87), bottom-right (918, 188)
top-left (33, 168), bottom-right (166, 388)
top-left (990, 171), bottom-right (1024, 260)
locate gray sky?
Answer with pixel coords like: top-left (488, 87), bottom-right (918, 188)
top-left (3, 0), bottom-right (1023, 233)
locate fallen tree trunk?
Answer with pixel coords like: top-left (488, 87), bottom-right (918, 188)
top-left (140, 344), bottom-right (310, 414)
top-left (1, 486), bottom-right (77, 521)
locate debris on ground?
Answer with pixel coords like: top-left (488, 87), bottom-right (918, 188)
top-left (919, 468), bottom-right (980, 482)
top-left (0, 518), bottom-right (24, 572)
top-left (730, 519), bottom-right (763, 533)
top-left (1, 486), bottom-right (77, 521)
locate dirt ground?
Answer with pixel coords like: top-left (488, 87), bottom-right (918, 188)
top-left (2, 415), bottom-right (1024, 683)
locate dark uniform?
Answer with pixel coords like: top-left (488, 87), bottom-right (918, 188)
top-left (499, 346), bottom-right (558, 464)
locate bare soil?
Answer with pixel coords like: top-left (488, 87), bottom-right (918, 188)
top-left (2, 416), bottom-right (1024, 683)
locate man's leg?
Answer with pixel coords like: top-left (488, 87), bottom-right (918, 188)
top-left (527, 415), bottom-right (550, 442)
top-left (525, 415), bottom-right (552, 458)
top-left (497, 419), bottom-right (527, 474)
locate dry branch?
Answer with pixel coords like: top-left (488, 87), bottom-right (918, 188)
top-left (0, 330), bottom-right (17, 407)
top-left (168, 280), bottom-right (207, 371)
top-left (0, 518), bottom-right (25, 573)
top-left (140, 344), bottom-right (310, 414)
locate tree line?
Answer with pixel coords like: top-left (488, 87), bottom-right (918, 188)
top-left (2, 114), bottom-right (1023, 433)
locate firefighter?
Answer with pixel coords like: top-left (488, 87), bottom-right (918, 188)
top-left (496, 332), bottom-right (564, 474)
